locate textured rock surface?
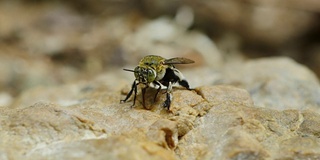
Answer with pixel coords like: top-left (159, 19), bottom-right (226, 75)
top-left (221, 57), bottom-right (320, 110)
top-left (1, 73), bottom-right (320, 159)
top-left (177, 87), bottom-right (320, 159)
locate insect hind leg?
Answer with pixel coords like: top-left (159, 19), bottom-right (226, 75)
top-left (163, 81), bottom-right (173, 109)
top-left (164, 92), bottom-right (172, 109)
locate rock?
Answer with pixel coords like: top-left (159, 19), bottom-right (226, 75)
top-left (136, 0), bottom-right (319, 47)
top-left (222, 57), bottom-right (320, 110)
top-left (2, 81), bottom-right (320, 159)
top-left (0, 103), bottom-right (106, 157)
top-left (121, 17), bottom-right (222, 68)
top-left (0, 92), bottom-right (12, 107)
top-left (26, 135), bottom-right (177, 160)
top-left (298, 110), bottom-right (320, 137)
top-left (1, 77), bottom-right (206, 159)
top-left (0, 53), bottom-right (62, 97)
top-left (277, 136), bottom-right (320, 159)
top-left (176, 86), bottom-right (320, 160)
top-left (147, 119), bottom-right (178, 149)
top-left (0, 2), bottom-right (223, 98)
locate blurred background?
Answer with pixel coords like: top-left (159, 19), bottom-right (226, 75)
top-left (0, 0), bottom-right (319, 105)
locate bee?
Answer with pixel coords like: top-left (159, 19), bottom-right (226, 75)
top-left (121, 55), bottom-right (194, 109)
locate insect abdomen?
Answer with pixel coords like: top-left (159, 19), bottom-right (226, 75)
top-left (160, 68), bottom-right (182, 85)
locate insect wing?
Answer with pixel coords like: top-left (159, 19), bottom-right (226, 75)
top-left (164, 57), bottom-right (194, 64)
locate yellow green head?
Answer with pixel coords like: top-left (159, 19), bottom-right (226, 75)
top-left (134, 66), bottom-right (157, 83)
top-left (138, 55), bottom-right (166, 80)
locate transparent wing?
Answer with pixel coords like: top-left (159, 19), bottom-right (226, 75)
top-left (164, 57), bottom-right (194, 64)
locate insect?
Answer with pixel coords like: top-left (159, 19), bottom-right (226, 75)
top-left (120, 55), bottom-right (194, 110)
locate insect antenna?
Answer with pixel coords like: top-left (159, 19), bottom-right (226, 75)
top-left (123, 69), bottom-right (135, 72)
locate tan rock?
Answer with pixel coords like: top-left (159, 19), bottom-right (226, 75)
top-left (278, 137), bottom-right (320, 159)
top-left (223, 57), bottom-right (320, 110)
top-left (298, 110), bottom-right (320, 137)
top-left (26, 135), bottom-right (177, 160)
top-left (147, 119), bottom-right (178, 150)
top-left (176, 86), bottom-right (320, 160)
top-left (1, 80), bottom-right (320, 159)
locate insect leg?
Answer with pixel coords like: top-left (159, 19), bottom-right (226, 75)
top-left (164, 81), bottom-right (173, 109)
top-left (141, 86), bottom-right (147, 108)
top-left (120, 80), bottom-right (137, 103)
top-left (153, 81), bottom-right (162, 102)
top-left (131, 82), bottom-right (138, 108)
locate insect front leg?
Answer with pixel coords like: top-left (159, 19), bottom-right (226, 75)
top-left (120, 80), bottom-right (138, 107)
top-left (131, 82), bottom-right (138, 107)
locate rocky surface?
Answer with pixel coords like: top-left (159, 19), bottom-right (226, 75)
top-left (221, 57), bottom-right (320, 110)
top-left (1, 86), bottom-right (320, 160)
top-left (1, 56), bottom-right (320, 159)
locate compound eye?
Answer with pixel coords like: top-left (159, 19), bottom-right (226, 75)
top-left (147, 69), bottom-right (156, 82)
top-left (133, 67), bottom-right (140, 78)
